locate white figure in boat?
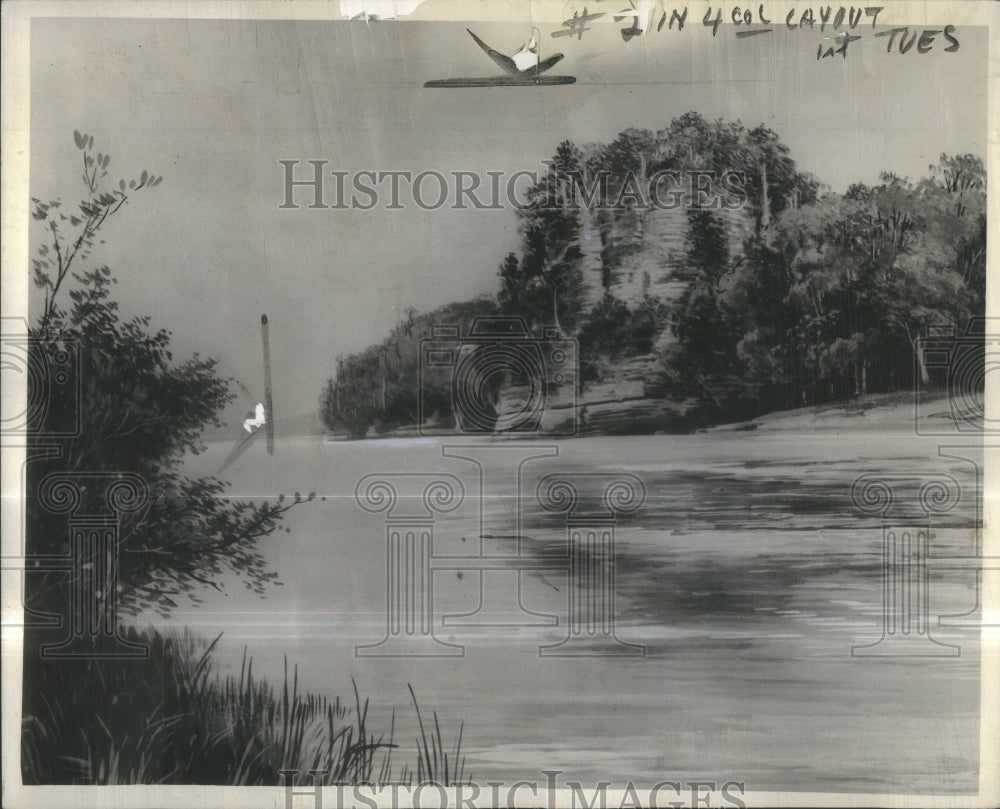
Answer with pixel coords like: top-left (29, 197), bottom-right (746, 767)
top-left (464, 27), bottom-right (566, 77)
top-left (243, 402), bottom-right (266, 433)
top-left (219, 315), bottom-right (275, 474)
top-left (511, 32), bottom-right (539, 72)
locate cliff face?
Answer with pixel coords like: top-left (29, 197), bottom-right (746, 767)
top-left (575, 196), bottom-right (755, 416)
top-left (486, 119), bottom-right (817, 434)
top-left (597, 202), bottom-right (753, 305)
top-left (492, 196), bottom-right (758, 435)
top-left (578, 171), bottom-right (757, 311)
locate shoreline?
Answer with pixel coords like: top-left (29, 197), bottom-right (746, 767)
top-left (313, 389), bottom-right (963, 442)
top-left (199, 389), bottom-right (966, 447)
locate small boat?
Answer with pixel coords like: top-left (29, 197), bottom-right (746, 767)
top-left (424, 28), bottom-right (576, 88)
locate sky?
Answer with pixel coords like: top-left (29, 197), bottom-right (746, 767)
top-left (27, 12), bottom-right (988, 427)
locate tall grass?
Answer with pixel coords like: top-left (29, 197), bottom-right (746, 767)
top-left (409, 683), bottom-right (467, 787)
top-left (21, 627), bottom-right (466, 786)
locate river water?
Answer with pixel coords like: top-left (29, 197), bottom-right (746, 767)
top-left (142, 426), bottom-right (982, 794)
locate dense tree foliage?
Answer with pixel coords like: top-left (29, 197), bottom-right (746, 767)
top-left (498, 140), bottom-right (587, 331)
top-left (25, 133), bottom-right (302, 629)
top-left (666, 157), bottom-right (986, 411)
top-left (320, 298), bottom-right (499, 436)
top-left (320, 112), bottom-right (986, 434)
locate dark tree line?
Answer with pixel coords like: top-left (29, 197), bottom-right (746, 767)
top-left (319, 298), bottom-right (499, 436)
top-left (665, 155), bottom-right (986, 416)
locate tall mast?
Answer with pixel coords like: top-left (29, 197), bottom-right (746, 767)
top-left (261, 313), bottom-right (275, 454)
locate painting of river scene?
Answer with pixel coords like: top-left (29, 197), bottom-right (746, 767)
top-left (2, 3), bottom-right (996, 808)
